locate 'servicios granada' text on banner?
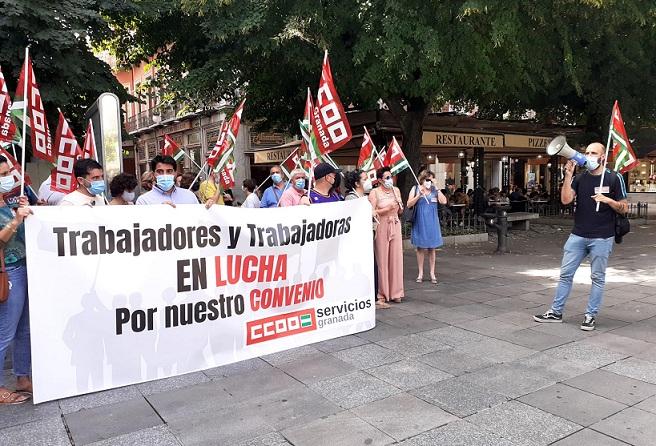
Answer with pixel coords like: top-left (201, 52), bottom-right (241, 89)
top-left (25, 200), bottom-right (375, 403)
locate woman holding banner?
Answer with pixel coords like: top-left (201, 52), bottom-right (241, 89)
top-left (369, 167), bottom-right (404, 307)
top-left (407, 170), bottom-right (447, 284)
top-left (0, 155), bottom-right (33, 404)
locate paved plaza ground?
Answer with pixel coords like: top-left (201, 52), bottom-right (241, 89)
top-left (3, 220), bottom-right (656, 445)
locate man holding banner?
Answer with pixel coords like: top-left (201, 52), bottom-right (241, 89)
top-left (59, 159), bottom-right (106, 207)
top-left (136, 155), bottom-right (200, 206)
top-left (534, 143), bottom-right (627, 331)
top-left (260, 165), bottom-right (287, 208)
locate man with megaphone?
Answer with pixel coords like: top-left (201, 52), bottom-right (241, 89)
top-left (534, 141), bottom-right (627, 331)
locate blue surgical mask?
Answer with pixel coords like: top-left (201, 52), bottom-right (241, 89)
top-left (272, 173), bottom-right (283, 184)
top-left (383, 178), bottom-right (393, 189)
top-left (0, 176), bottom-right (15, 193)
top-left (88, 180), bottom-right (105, 196)
top-left (585, 155), bottom-right (600, 171)
top-left (294, 179), bottom-right (306, 190)
top-left (122, 191), bottom-right (136, 202)
top-left (157, 174), bottom-right (175, 191)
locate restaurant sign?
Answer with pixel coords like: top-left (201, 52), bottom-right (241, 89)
top-left (505, 134), bottom-right (552, 149)
top-left (422, 131), bottom-right (503, 148)
top-left (254, 147), bottom-right (295, 164)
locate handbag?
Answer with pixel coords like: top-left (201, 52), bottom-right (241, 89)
top-left (402, 187), bottom-right (418, 225)
top-left (0, 250), bottom-right (8, 304)
top-left (615, 213), bottom-right (630, 244)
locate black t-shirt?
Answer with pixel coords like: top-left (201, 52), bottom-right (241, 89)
top-left (571, 169), bottom-right (627, 238)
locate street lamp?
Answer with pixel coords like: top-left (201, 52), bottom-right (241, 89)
top-left (458, 151), bottom-right (465, 159)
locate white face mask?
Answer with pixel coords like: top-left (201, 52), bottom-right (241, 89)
top-left (122, 191), bottom-right (135, 202)
top-left (383, 178), bottom-right (393, 189)
top-left (423, 181), bottom-right (432, 189)
top-left (363, 178), bottom-right (373, 193)
top-left (585, 155), bottom-right (601, 171)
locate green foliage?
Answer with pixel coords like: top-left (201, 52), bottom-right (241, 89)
top-left (0, 0), bottom-right (132, 134)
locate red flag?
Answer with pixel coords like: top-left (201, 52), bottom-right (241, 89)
top-left (15, 55), bottom-right (53, 162)
top-left (0, 146), bottom-right (31, 191)
top-left (312, 51), bottom-right (352, 154)
top-left (162, 134), bottom-right (179, 157)
top-left (207, 119), bottom-right (229, 168)
top-left (383, 137), bottom-right (410, 175)
top-left (373, 147), bottom-right (386, 169)
top-left (358, 127), bottom-right (375, 170)
top-left (211, 99), bottom-right (246, 189)
top-left (609, 101), bottom-right (640, 174)
top-left (51, 111), bottom-right (79, 193)
top-left (0, 66), bottom-right (17, 144)
top-left (78, 120), bottom-right (96, 160)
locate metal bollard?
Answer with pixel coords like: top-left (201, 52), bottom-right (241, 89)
top-left (485, 208), bottom-right (509, 254)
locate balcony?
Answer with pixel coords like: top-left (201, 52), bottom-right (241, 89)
top-left (124, 104), bottom-right (185, 134)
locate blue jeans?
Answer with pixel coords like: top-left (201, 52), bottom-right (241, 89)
top-left (0, 264), bottom-right (30, 387)
top-left (551, 234), bottom-right (614, 317)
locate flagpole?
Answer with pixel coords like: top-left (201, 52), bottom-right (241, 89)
top-left (188, 160), bottom-right (208, 190)
top-left (277, 156), bottom-right (303, 207)
top-left (254, 174), bottom-right (271, 193)
top-left (596, 107), bottom-right (615, 212)
top-left (19, 46), bottom-right (29, 197)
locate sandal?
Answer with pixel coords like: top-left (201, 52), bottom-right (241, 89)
top-left (0, 389), bottom-right (30, 405)
top-left (431, 276), bottom-right (438, 284)
top-left (376, 301), bottom-right (391, 309)
top-left (391, 298), bottom-right (402, 303)
top-left (415, 276), bottom-right (423, 283)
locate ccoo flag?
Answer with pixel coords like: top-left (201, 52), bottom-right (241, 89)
top-left (357, 127), bottom-right (376, 171)
top-left (51, 111), bottom-right (80, 193)
top-left (312, 51), bottom-right (352, 154)
top-left (14, 54), bottom-right (53, 162)
top-left (609, 101), bottom-right (639, 174)
top-left (0, 66), bottom-right (18, 144)
top-left (78, 120), bottom-right (96, 160)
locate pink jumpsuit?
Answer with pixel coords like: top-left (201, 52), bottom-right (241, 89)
top-left (370, 187), bottom-right (404, 302)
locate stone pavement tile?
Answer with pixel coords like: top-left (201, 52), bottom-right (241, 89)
top-left (453, 317), bottom-right (518, 337)
top-left (236, 432), bottom-right (292, 446)
top-left (309, 371), bottom-right (401, 409)
top-left (451, 290), bottom-right (503, 303)
top-left (425, 294), bottom-right (477, 308)
top-left (485, 298), bottom-right (541, 311)
top-left (260, 345), bottom-right (322, 366)
top-left (577, 332), bottom-right (654, 356)
top-left (356, 321), bottom-right (412, 342)
top-left (367, 358), bottom-right (452, 391)
top-left (608, 284), bottom-right (655, 297)
top-left (550, 428), bottom-right (630, 446)
top-left (490, 311), bottom-right (543, 329)
top-left (281, 411), bottom-right (394, 446)
top-left (0, 415), bottom-right (70, 446)
top-left (136, 371), bottom-right (209, 396)
top-left (0, 399), bottom-right (61, 429)
top-left (313, 334), bottom-right (369, 353)
top-left (374, 306), bottom-right (414, 323)
top-left (636, 344), bottom-right (656, 362)
top-left (394, 299), bottom-right (444, 315)
top-left (519, 291), bottom-right (555, 304)
top-left (611, 319), bottom-right (656, 343)
top-left (383, 315), bottom-right (447, 333)
top-left (332, 343), bottom-right (404, 369)
top-left (455, 338), bottom-right (536, 363)
top-left (58, 385), bottom-right (142, 414)
top-left (418, 348), bottom-right (497, 376)
top-left (466, 401), bottom-right (581, 446)
top-left (603, 357), bottom-right (656, 384)
top-left (547, 342), bottom-right (628, 369)
top-left (396, 419), bottom-right (517, 446)
top-left (515, 352), bottom-right (595, 382)
top-left (635, 395), bottom-right (656, 414)
top-left (422, 308), bottom-right (480, 324)
top-left (602, 301), bottom-right (656, 322)
top-left (495, 328), bottom-right (571, 351)
top-left (146, 380), bottom-right (234, 420)
top-left (530, 320), bottom-right (589, 341)
top-left (214, 367), bottom-right (305, 401)
top-left (376, 333), bottom-right (451, 357)
top-left (276, 351), bottom-right (355, 385)
top-left (352, 393), bottom-right (458, 441)
top-left (419, 326), bottom-right (484, 346)
top-left (411, 376), bottom-right (508, 417)
top-left (451, 303), bottom-right (506, 318)
top-left (637, 294), bottom-right (656, 305)
top-left (64, 397), bottom-right (162, 445)
top-left (564, 369), bottom-right (656, 405)
top-left (591, 407), bottom-right (656, 446)
top-left (460, 363), bottom-right (555, 399)
top-left (87, 425), bottom-right (181, 446)
top-left (204, 357), bottom-right (273, 379)
top-left (518, 383), bottom-right (626, 426)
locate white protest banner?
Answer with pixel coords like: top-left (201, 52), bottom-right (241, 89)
top-left (25, 200), bottom-right (375, 403)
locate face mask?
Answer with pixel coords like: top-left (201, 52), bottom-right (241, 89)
top-left (383, 178), bottom-right (393, 189)
top-left (88, 180), bottom-right (105, 196)
top-left (363, 179), bottom-right (373, 193)
top-left (271, 173), bottom-right (282, 184)
top-left (0, 176), bottom-right (15, 193)
top-left (122, 191), bottom-right (135, 202)
top-left (423, 181), bottom-right (432, 189)
top-left (294, 179), bottom-right (306, 190)
top-left (157, 174), bottom-right (175, 191)
top-left (585, 155), bottom-right (600, 171)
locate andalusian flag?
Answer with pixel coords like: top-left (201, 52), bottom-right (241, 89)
top-left (383, 137), bottom-right (410, 176)
top-left (609, 101), bottom-right (639, 174)
top-left (211, 98), bottom-right (246, 189)
top-left (299, 88), bottom-right (323, 168)
top-left (162, 134), bottom-right (185, 162)
top-left (357, 127), bottom-right (375, 171)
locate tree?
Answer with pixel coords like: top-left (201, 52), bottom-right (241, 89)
top-left (0, 0), bottom-right (132, 140)
top-left (109, 0), bottom-right (656, 195)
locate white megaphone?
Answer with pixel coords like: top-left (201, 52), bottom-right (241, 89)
top-left (546, 136), bottom-right (587, 166)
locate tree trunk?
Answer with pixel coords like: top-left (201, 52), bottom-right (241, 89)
top-left (386, 97), bottom-right (429, 204)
